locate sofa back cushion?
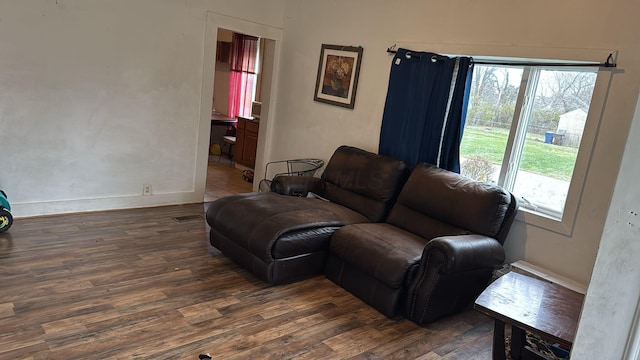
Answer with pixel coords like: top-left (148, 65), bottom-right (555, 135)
top-left (321, 145), bottom-right (408, 223)
top-left (387, 163), bottom-right (516, 243)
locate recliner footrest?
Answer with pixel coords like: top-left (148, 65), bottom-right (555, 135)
top-left (206, 192), bottom-right (365, 285)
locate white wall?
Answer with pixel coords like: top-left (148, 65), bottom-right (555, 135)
top-left (273, 0), bottom-right (639, 286)
top-left (0, 0), bottom-right (284, 216)
top-left (573, 93), bottom-right (640, 360)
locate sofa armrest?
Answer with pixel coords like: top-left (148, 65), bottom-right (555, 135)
top-left (423, 234), bottom-right (505, 274)
top-left (271, 175), bottom-right (325, 197)
top-left (404, 234), bottom-right (504, 324)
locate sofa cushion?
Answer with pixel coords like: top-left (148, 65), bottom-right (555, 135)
top-left (206, 192), bottom-right (369, 261)
top-left (387, 163), bottom-right (513, 241)
top-left (329, 223), bottom-right (430, 289)
top-left (321, 145), bottom-right (408, 223)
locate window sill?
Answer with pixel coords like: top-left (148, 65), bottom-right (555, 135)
top-left (516, 206), bottom-right (573, 236)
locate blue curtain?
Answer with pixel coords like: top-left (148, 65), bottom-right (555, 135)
top-left (378, 49), bottom-right (474, 172)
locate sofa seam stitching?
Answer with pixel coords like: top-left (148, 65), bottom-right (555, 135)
top-left (410, 252), bottom-right (432, 321)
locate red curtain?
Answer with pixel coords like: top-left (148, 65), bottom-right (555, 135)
top-left (228, 33), bottom-right (259, 119)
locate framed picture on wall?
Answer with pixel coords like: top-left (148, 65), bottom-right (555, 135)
top-left (314, 44), bottom-right (363, 109)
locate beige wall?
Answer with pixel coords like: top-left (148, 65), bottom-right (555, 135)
top-left (0, 0), bottom-right (284, 215)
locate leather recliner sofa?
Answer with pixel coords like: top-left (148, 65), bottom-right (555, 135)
top-left (324, 162), bottom-right (518, 324)
top-left (205, 145), bottom-right (518, 324)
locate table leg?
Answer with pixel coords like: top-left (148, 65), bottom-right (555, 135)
top-left (511, 325), bottom-right (526, 360)
top-left (492, 319), bottom-right (506, 360)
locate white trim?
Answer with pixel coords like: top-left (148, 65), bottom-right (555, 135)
top-left (11, 192), bottom-right (202, 218)
top-left (510, 260), bottom-right (587, 294)
top-left (503, 67), bottom-right (539, 191)
top-left (197, 12), bottom-right (283, 194)
top-left (498, 68), bottom-right (529, 187)
top-left (516, 68), bottom-right (613, 235)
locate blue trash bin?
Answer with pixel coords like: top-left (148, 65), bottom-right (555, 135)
top-left (545, 131), bottom-right (554, 144)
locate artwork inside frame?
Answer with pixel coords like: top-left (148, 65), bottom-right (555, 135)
top-left (314, 44), bottom-right (363, 109)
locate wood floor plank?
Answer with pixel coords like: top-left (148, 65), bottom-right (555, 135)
top-left (0, 162), bottom-right (495, 359)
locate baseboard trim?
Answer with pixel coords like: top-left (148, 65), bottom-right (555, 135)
top-left (510, 260), bottom-right (588, 294)
top-left (11, 192), bottom-right (204, 218)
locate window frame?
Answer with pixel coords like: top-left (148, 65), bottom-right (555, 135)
top-left (472, 64), bottom-right (611, 235)
top-left (513, 67), bottom-right (611, 235)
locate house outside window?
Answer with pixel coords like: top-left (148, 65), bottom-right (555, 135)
top-left (460, 63), bottom-right (603, 233)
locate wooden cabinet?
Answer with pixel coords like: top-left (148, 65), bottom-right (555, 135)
top-left (234, 121), bottom-right (246, 163)
top-left (244, 122), bottom-right (259, 166)
top-left (233, 117), bottom-right (259, 168)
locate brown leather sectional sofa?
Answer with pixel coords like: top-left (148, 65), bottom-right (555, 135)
top-left (205, 145), bottom-right (518, 324)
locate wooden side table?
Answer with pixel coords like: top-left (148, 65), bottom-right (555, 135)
top-left (474, 271), bottom-right (584, 360)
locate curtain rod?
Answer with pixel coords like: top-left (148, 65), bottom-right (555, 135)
top-left (385, 45), bottom-right (617, 68)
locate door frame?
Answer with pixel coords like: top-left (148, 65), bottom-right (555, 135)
top-left (195, 12), bottom-right (282, 196)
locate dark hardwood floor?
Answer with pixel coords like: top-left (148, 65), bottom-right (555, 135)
top-left (0, 161), bottom-right (494, 359)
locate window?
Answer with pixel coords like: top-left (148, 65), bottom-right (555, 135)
top-left (228, 33), bottom-right (260, 119)
top-left (460, 63), bottom-right (602, 230)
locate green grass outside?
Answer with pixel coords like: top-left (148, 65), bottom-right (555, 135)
top-left (460, 126), bottom-right (578, 181)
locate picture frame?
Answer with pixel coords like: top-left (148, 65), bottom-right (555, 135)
top-left (314, 44), bottom-right (363, 109)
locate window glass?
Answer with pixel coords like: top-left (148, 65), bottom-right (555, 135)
top-left (461, 65), bottom-right (597, 220)
top-left (463, 67), bottom-right (522, 184)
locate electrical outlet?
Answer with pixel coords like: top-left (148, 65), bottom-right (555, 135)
top-left (142, 184), bottom-right (152, 196)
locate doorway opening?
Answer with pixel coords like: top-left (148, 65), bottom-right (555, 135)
top-left (200, 13), bottom-right (281, 202)
top-left (209, 28), bottom-right (262, 169)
